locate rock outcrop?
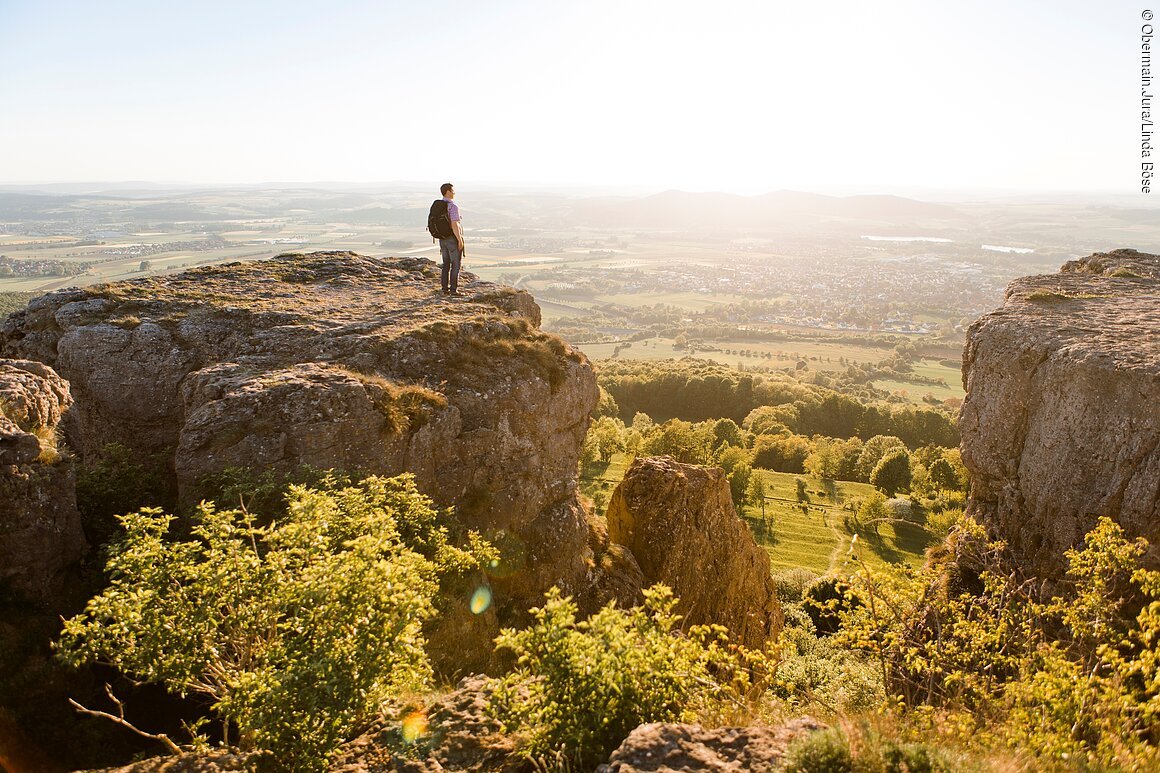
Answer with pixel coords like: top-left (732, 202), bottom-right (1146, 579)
top-left (606, 456), bottom-right (782, 649)
top-left (330, 675), bottom-right (521, 773)
top-left (597, 718), bottom-right (825, 772)
top-left (961, 248), bottom-right (1160, 579)
top-left (0, 253), bottom-right (598, 615)
top-left (0, 359), bottom-right (85, 605)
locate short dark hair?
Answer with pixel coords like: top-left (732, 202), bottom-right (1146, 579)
top-left (440, 183), bottom-right (454, 196)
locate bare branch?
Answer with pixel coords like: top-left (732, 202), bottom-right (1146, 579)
top-left (69, 686), bottom-right (183, 755)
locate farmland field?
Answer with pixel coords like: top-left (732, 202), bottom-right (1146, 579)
top-left (578, 339), bottom-right (964, 405)
top-left (583, 336), bottom-right (898, 366)
top-left (872, 377), bottom-right (963, 403)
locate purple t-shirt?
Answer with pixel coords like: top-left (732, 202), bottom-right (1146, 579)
top-left (443, 197), bottom-right (461, 222)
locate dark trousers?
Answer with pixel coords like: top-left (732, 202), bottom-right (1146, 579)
top-left (439, 238), bottom-right (462, 293)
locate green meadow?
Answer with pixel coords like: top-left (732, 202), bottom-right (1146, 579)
top-left (580, 456), bottom-right (936, 578)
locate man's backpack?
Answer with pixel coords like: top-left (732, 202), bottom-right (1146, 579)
top-left (427, 199), bottom-right (454, 240)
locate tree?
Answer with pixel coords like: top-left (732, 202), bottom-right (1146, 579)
top-left (138, 260), bottom-right (152, 272)
top-left (57, 474), bottom-right (494, 770)
top-left (641, 419), bottom-right (715, 466)
top-left (587, 417), bottom-right (627, 463)
top-left (857, 491), bottom-right (890, 534)
top-left (871, 449), bottom-right (912, 497)
top-left (746, 474), bottom-right (768, 520)
top-left (804, 438), bottom-right (839, 480)
top-left (593, 386), bottom-right (620, 419)
top-left (795, 477), bottom-right (810, 505)
top-left (727, 463), bottom-right (753, 511)
top-left (855, 435), bottom-right (907, 482)
top-left (711, 418), bottom-right (746, 450)
top-left (928, 457), bottom-right (958, 493)
top-left (942, 448), bottom-right (970, 490)
top-left (715, 444), bottom-right (752, 474)
top-left (742, 404), bottom-right (795, 436)
top-left (752, 433), bottom-right (811, 473)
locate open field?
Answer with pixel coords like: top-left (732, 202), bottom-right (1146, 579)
top-left (744, 470), bottom-right (934, 575)
top-left (580, 456), bottom-right (936, 578)
top-left (578, 340), bottom-right (964, 405)
top-left (872, 377), bottom-right (963, 403)
top-left (582, 336), bottom-right (899, 366)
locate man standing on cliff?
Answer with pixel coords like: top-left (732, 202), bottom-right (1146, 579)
top-left (429, 182), bottom-right (465, 296)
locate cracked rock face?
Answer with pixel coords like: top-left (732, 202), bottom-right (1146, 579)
top-left (1, 253), bottom-right (598, 612)
top-left (960, 249), bottom-right (1160, 579)
top-left (0, 359), bottom-right (85, 604)
top-left (606, 456), bottom-right (782, 650)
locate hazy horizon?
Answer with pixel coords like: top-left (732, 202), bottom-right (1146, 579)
top-left (3, 181), bottom-right (1159, 206)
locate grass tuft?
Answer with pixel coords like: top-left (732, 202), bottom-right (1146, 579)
top-left (334, 367), bottom-right (448, 433)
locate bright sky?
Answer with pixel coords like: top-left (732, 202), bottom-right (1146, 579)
top-left (0, 0), bottom-right (1149, 194)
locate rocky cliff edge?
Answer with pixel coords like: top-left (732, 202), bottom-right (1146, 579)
top-left (961, 248), bottom-right (1160, 578)
top-left (0, 252), bottom-right (598, 616)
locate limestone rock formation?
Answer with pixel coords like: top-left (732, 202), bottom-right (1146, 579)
top-left (330, 675), bottom-right (522, 773)
top-left (0, 253), bottom-right (598, 613)
top-left (605, 456), bottom-right (782, 649)
top-left (961, 248), bottom-right (1160, 579)
top-left (597, 718), bottom-right (825, 772)
top-left (0, 359), bottom-right (85, 604)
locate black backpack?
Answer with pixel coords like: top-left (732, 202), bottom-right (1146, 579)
top-left (427, 199), bottom-right (454, 240)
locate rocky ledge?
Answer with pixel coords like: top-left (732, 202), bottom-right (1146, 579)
top-left (0, 253), bottom-right (598, 622)
top-left (960, 248), bottom-right (1160, 579)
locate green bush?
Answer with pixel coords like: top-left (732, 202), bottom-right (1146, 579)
top-left (784, 725), bottom-right (955, 772)
top-left (194, 464), bottom-right (333, 520)
top-left (879, 740), bottom-right (952, 772)
top-left (773, 568), bottom-right (820, 603)
top-left (803, 577), bottom-right (863, 636)
top-left (57, 473), bottom-right (492, 771)
top-left (784, 728), bottom-right (853, 772)
top-left (774, 616), bottom-right (884, 715)
top-left (924, 507), bottom-right (964, 540)
top-left (75, 442), bottom-right (176, 545)
top-left (840, 516), bottom-right (1160, 768)
top-left (490, 585), bottom-right (758, 768)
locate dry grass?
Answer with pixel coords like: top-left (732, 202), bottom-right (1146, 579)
top-left (107, 314), bottom-right (141, 329)
top-left (34, 425), bottom-right (63, 464)
top-left (335, 367), bottom-right (448, 433)
top-left (1025, 290), bottom-right (1109, 303)
top-left (0, 398), bottom-right (62, 464)
top-left (441, 317), bottom-right (582, 391)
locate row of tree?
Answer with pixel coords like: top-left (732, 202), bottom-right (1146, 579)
top-left (595, 360), bottom-right (959, 448)
top-left (582, 412), bottom-right (967, 507)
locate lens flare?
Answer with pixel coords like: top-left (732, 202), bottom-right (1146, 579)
top-left (470, 585), bottom-right (493, 614)
top-left (400, 710), bottom-right (428, 744)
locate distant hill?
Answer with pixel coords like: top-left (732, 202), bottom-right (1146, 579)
top-left (569, 189), bottom-right (966, 231)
